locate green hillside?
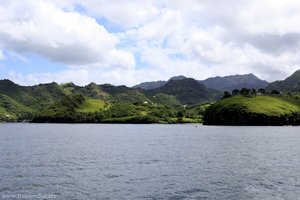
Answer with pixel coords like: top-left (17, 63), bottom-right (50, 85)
top-left (204, 95), bottom-right (300, 125)
top-left (148, 78), bottom-right (222, 105)
top-left (76, 99), bottom-right (110, 113)
top-left (0, 80), bottom-right (69, 109)
top-left (2, 72), bottom-right (300, 125)
top-left (267, 70), bottom-right (300, 92)
top-left (0, 94), bottom-right (35, 121)
top-left (150, 93), bottom-right (181, 106)
top-left (30, 92), bottom-right (204, 124)
top-left (0, 78), bottom-right (252, 124)
top-left (76, 82), bottom-right (110, 99)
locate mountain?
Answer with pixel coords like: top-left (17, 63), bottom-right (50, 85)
top-left (0, 79), bottom-right (215, 122)
top-left (169, 75), bottom-right (186, 81)
top-left (266, 70), bottom-right (300, 92)
top-left (199, 74), bottom-right (269, 91)
top-left (134, 74), bottom-right (269, 91)
top-left (133, 75), bottom-right (187, 90)
top-left (75, 82), bottom-right (110, 99)
top-left (133, 80), bottom-right (166, 90)
top-left (2, 72), bottom-right (298, 124)
top-left (0, 80), bottom-right (68, 109)
top-left (147, 78), bottom-right (222, 105)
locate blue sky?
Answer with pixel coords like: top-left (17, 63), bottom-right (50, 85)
top-left (1, 0), bottom-right (300, 86)
top-left (1, 53), bottom-right (65, 74)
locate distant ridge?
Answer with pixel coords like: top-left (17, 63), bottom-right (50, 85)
top-left (266, 70), bottom-right (300, 92)
top-left (133, 80), bottom-right (166, 90)
top-left (134, 73), bottom-right (269, 91)
top-left (199, 74), bottom-right (269, 91)
top-left (146, 78), bottom-right (222, 105)
top-left (132, 75), bottom-right (186, 90)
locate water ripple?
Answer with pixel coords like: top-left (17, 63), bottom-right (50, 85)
top-left (1, 124), bottom-right (300, 199)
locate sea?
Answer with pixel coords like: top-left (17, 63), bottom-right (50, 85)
top-left (0, 124), bottom-right (299, 200)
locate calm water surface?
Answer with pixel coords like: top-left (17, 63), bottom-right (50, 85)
top-left (0, 124), bottom-right (300, 200)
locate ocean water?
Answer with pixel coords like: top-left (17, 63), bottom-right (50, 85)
top-left (0, 124), bottom-right (299, 200)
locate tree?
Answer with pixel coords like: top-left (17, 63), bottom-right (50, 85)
top-left (177, 110), bottom-right (184, 118)
top-left (177, 110), bottom-right (185, 123)
top-left (271, 89), bottom-right (280, 95)
top-left (222, 91), bottom-right (232, 99)
top-left (258, 88), bottom-right (266, 95)
top-left (240, 88), bottom-right (251, 97)
top-left (251, 88), bottom-right (257, 97)
top-left (232, 89), bottom-right (240, 96)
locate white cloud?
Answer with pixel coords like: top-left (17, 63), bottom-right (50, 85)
top-left (237, 0), bottom-right (300, 35)
top-left (0, 0), bottom-right (134, 68)
top-left (2, 0), bottom-right (300, 85)
top-left (6, 68), bottom-right (165, 86)
top-left (59, 0), bottom-right (161, 29)
top-left (120, 0), bottom-right (300, 82)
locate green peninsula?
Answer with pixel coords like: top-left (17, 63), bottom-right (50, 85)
top-left (204, 95), bottom-right (300, 125)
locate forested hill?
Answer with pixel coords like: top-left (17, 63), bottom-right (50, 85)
top-left (204, 69), bottom-right (300, 125)
top-left (266, 70), bottom-right (300, 92)
top-left (2, 70), bottom-right (300, 124)
top-left (146, 78), bottom-right (222, 105)
top-left (133, 73), bottom-right (269, 91)
top-left (199, 74), bottom-right (269, 91)
top-left (0, 78), bottom-right (220, 123)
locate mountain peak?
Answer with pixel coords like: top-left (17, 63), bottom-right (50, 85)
top-left (200, 73), bottom-right (269, 91)
top-left (169, 75), bottom-right (187, 81)
top-left (0, 79), bottom-right (18, 85)
top-left (148, 77), bottom-right (222, 105)
top-left (290, 69), bottom-right (300, 77)
top-left (133, 80), bottom-right (166, 90)
top-left (267, 69), bottom-right (300, 91)
top-left (133, 75), bottom-right (188, 90)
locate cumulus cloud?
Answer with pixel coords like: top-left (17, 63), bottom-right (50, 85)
top-left (2, 0), bottom-right (300, 85)
top-left (0, 0), bottom-right (134, 68)
top-left (240, 33), bottom-right (300, 55)
top-left (6, 68), bottom-right (165, 86)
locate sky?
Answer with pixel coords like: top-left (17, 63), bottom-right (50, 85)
top-left (1, 0), bottom-right (300, 86)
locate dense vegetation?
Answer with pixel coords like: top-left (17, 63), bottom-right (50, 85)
top-left (2, 70), bottom-right (300, 125)
top-left (203, 70), bottom-right (300, 125)
top-left (204, 95), bottom-right (300, 125)
top-left (0, 78), bottom-right (210, 123)
top-left (147, 78), bottom-right (222, 105)
top-left (267, 70), bottom-right (300, 92)
top-left (31, 93), bottom-right (206, 124)
top-left (0, 94), bottom-right (34, 121)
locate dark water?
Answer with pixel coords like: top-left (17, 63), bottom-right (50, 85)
top-left (0, 124), bottom-right (300, 200)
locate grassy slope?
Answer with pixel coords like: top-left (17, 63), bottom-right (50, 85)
top-left (216, 96), bottom-right (300, 117)
top-left (0, 94), bottom-right (35, 121)
top-left (204, 95), bottom-right (300, 125)
top-left (76, 99), bottom-right (110, 113)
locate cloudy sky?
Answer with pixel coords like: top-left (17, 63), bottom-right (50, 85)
top-left (1, 0), bottom-right (300, 86)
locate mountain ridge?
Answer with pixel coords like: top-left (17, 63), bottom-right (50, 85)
top-left (0, 77), bottom-right (220, 122)
top-left (267, 70), bottom-right (300, 92)
top-left (133, 73), bottom-right (269, 91)
top-left (199, 73), bottom-right (269, 91)
top-left (146, 78), bottom-right (222, 105)
top-left (1, 70), bottom-right (300, 123)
